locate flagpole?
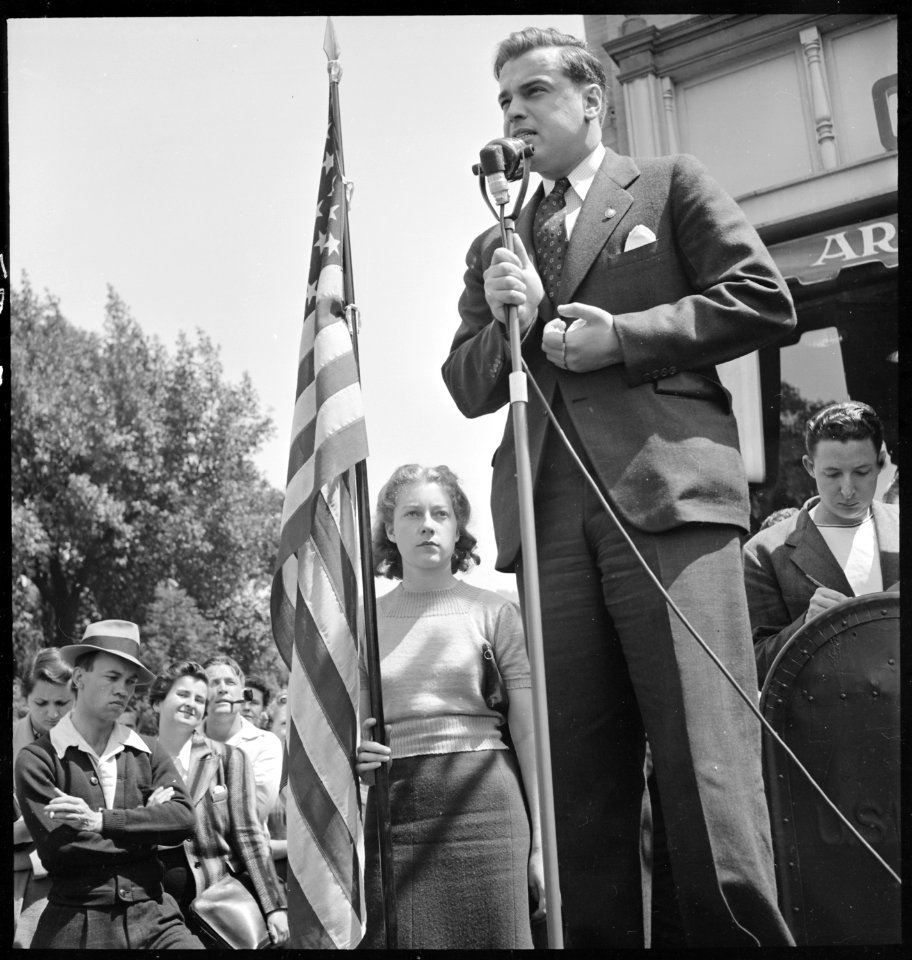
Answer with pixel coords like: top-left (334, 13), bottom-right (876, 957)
top-left (324, 18), bottom-right (398, 950)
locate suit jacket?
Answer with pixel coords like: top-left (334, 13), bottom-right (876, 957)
top-left (180, 733), bottom-right (285, 917)
top-left (443, 150), bottom-right (796, 571)
top-left (743, 498), bottom-right (900, 681)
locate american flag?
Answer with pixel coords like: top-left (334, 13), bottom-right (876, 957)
top-left (271, 90), bottom-right (369, 948)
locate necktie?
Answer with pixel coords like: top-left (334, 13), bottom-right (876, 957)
top-left (534, 177), bottom-right (571, 304)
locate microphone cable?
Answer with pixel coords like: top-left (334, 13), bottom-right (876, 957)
top-left (520, 355), bottom-right (901, 887)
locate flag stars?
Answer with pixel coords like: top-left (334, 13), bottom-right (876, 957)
top-left (306, 280), bottom-right (318, 304)
top-left (327, 203), bottom-right (339, 221)
top-left (322, 150), bottom-right (334, 175)
top-left (314, 231), bottom-right (329, 253)
top-left (324, 233), bottom-right (342, 257)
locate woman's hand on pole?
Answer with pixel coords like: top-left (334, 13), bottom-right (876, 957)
top-left (356, 717), bottom-right (392, 781)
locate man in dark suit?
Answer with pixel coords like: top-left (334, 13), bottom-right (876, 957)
top-left (442, 27), bottom-right (795, 948)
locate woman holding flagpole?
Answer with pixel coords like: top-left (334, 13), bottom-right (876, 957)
top-left (356, 464), bottom-right (544, 949)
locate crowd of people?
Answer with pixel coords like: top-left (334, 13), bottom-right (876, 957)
top-left (13, 641), bottom-right (292, 949)
top-left (12, 24), bottom-right (898, 952)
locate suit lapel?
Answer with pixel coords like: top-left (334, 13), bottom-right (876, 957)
top-left (560, 152), bottom-right (640, 305)
top-left (187, 735), bottom-right (220, 806)
top-left (872, 502), bottom-right (900, 587)
top-left (787, 508), bottom-right (853, 596)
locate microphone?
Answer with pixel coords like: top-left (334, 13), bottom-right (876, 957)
top-left (472, 138), bottom-right (534, 205)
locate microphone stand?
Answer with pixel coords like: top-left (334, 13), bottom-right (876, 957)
top-left (476, 162), bottom-right (564, 949)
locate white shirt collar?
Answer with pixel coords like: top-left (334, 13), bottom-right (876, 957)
top-left (541, 143), bottom-right (606, 202)
top-left (230, 714), bottom-right (264, 743)
top-left (50, 712), bottom-right (151, 760)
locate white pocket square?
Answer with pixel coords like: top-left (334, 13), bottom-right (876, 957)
top-left (624, 224), bottom-right (657, 252)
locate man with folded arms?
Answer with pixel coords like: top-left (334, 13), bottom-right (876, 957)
top-left (442, 26), bottom-right (796, 948)
top-left (14, 619), bottom-right (204, 949)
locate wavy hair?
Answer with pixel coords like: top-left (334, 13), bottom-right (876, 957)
top-left (148, 659), bottom-right (209, 709)
top-left (805, 401), bottom-right (884, 457)
top-left (493, 26), bottom-right (608, 120)
top-left (23, 647), bottom-right (73, 696)
top-left (372, 464), bottom-right (480, 580)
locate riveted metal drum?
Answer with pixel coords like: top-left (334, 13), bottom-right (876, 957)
top-left (760, 591), bottom-right (900, 945)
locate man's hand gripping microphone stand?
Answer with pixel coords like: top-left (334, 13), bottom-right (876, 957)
top-left (474, 139), bottom-right (564, 949)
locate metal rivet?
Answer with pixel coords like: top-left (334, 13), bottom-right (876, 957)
top-left (604, 207), bottom-right (616, 219)
top-left (840, 693), bottom-right (847, 700)
top-left (888, 659), bottom-right (895, 665)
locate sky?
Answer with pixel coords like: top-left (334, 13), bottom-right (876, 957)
top-left (8, 14), bottom-right (587, 596)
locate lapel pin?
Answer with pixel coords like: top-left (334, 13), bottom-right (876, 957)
top-left (604, 207), bottom-right (616, 220)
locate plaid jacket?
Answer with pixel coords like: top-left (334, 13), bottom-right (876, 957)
top-left (181, 733), bottom-right (285, 917)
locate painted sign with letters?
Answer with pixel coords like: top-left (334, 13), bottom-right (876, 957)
top-left (769, 214), bottom-right (897, 285)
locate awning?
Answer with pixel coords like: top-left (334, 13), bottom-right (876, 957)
top-left (768, 213), bottom-right (898, 286)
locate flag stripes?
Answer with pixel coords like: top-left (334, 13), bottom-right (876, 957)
top-left (272, 91), bottom-right (368, 949)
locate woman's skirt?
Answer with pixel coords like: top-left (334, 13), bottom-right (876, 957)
top-left (361, 747), bottom-right (533, 950)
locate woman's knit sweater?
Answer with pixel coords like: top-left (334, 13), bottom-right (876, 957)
top-left (361, 580), bottom-right (531, 759)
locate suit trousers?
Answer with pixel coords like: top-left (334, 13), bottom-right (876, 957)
top-left (515, 402), bottom-right (792, 948)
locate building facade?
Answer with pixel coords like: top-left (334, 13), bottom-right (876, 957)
top-left (586, 14), bottom-right (898, 523)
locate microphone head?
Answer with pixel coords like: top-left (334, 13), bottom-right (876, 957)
top-left (242, 688), bottom-right (254, 702)
top-left (473, 138), bottom-right (534, 179)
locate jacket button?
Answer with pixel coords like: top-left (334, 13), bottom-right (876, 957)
top-left (90, 776), bottom-right (99, 785)
top-left (119, 888), bottom-right (129, 898)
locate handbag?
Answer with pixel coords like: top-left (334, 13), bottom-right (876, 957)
top-left (481, 641), bottom-right (509, 717)
top-left (189, 870), bottom-right (271, 950)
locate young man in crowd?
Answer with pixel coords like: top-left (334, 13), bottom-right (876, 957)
top-left (14, 619), bottom-right (204, 949)
top-left (744, 400), bottom-right (899, 682)
top-left (203, 655), bottom-right (283, 826)
top-left (241, 674), bottom-right (272, 728)
top-left (442, 25), bottom-right (794, 948)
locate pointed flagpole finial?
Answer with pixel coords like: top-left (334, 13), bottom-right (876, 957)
top-left (323, 18), bottom-right (342, 81)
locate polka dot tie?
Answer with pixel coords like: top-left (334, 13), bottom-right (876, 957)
top-left (534, 177), bottom-right (571, 305)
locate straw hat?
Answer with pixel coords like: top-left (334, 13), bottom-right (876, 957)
top-left (60, 619), bottom-right (155, 684)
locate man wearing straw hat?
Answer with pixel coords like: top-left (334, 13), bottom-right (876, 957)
top-left (14, 619), bottom-right (205, 949)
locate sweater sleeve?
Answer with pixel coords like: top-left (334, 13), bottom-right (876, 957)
top-left (490, 599), bottom-right (531, 688)
top-left (14, 741), bottom-right (195, 873)
top-left (101, 740), bottom-right (196, 844)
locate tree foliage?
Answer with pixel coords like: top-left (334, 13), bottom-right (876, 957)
top-left (12, 276), bottom-right (285, 683)
top-left (749, 381), bottom-right (832, 528)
